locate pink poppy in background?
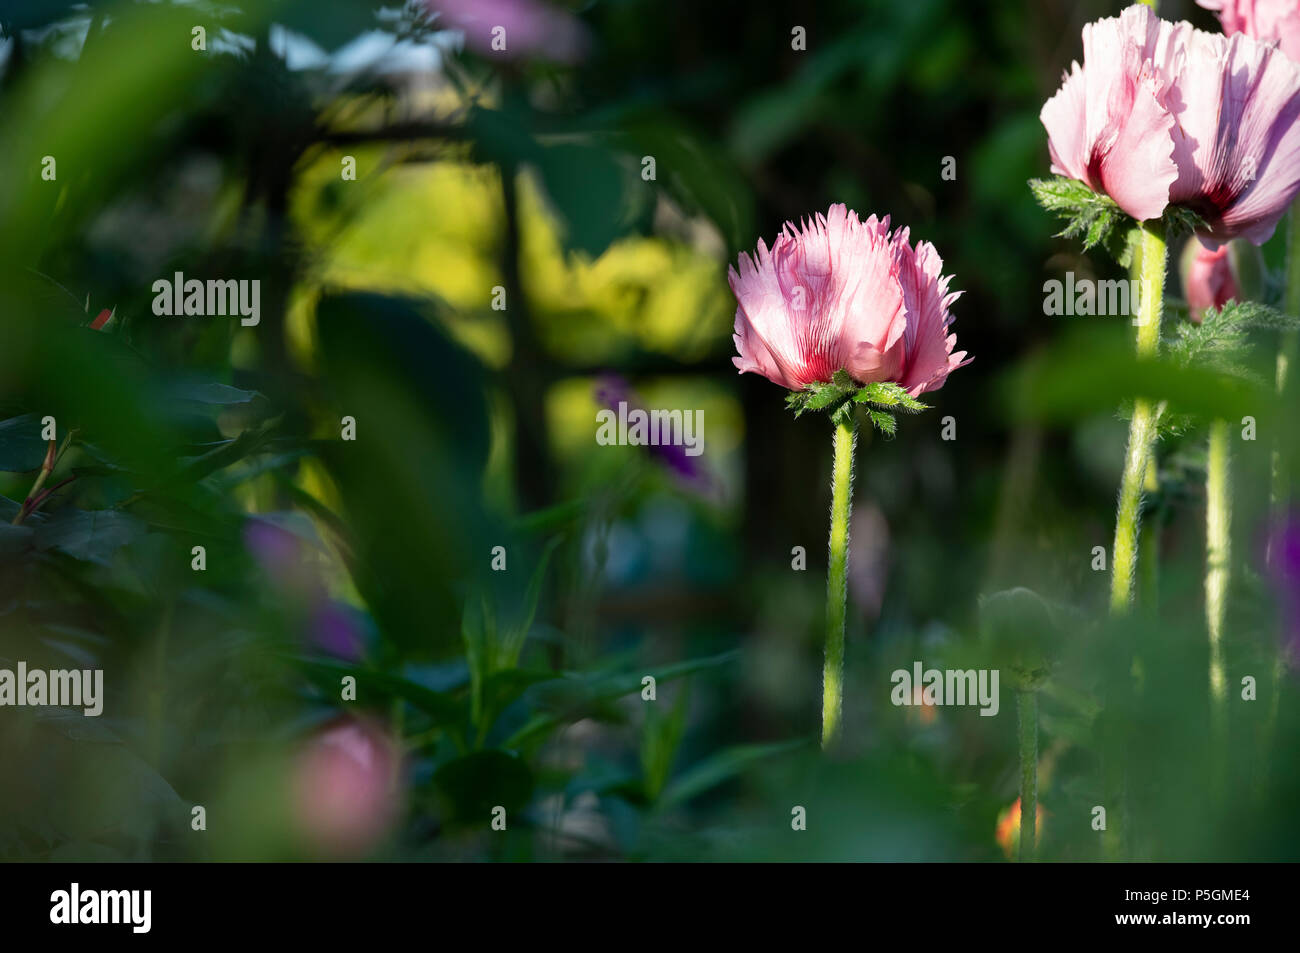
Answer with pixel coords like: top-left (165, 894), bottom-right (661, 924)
top-left (427, 0), bottom-right (589, 63)
top-left (1181, 242), bottom-right (1240, 321)
top-left (1199, 0), bottom-right (1300, 59)
top-left (292, 718), bottom-right (401, 857)
top-left (1041, 4), bottom-right (1300, 245)
top-left (729, 203), bottom-right (968, 397)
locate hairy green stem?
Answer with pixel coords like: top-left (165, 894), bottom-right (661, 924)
top-left (1017, 689), bottom-right (1038, 862)
top-left (1206, 419), bottom-right (1231, 714)
top-left (822, 414), bottom-right (857, 747)
top-left (1110, 223), bottom-right (1167, 615)
top-left (1135, 245), bottom-right (1160, 615)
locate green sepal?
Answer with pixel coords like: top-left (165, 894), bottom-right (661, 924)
top-left (786, 371), bottom-right (930, 436)
top-left (1151, 298), bottom-right (1300, 437)
top-left (1028, 175), bottom-right (1209, 266)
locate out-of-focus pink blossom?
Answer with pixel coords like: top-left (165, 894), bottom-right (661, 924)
top-left (427, 0), bottom-right (589, 63)
top-left (292, 718), bottom-right (401, 857)
top-left (1199, 1), bottom-right (1300, 60)
top-left (1181, 241), bottom-right (1240, 321)
top-left (1042, 4), bottom-right (1300, 245)
top-left (729, 203), bottom-right (968, 396)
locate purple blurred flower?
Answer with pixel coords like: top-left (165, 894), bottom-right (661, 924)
top-left (292, 717), bottom-right (401, 857)
top-left (594, 374), bottom-right (715, 497)
top-left (245, 517), bottom-right (368, 661)
top-left (309, 601), bottom-right (367, 662)
top-left (1269, 514), bottom-right (1300, 664)
top-left (427, 0), bottom-right (590, 63)
top-left (244, 518), bottom-right (311, 592)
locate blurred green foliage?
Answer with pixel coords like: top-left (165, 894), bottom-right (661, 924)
top-left (1, 0), bottom-right (1298, 862)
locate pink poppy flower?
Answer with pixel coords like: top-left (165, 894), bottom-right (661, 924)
top-left (292, 718), bottom-right (401, 857)
top-left (1199, 0), bottom-right (1300, 60)
top-left (1181, 241), bottom-right (1241, 321)
top-left (1041, 3), bottom-right (1300, 245)
top-left (428, 0), bottom-right (589, 63)
top-left (728, 203), bottom-right (967, 397)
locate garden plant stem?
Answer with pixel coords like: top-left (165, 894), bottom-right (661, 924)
top-left (1110, 222), bottom-right (1167, 615)
top-left (1206, 419), bottom-right (1231, 726)
top-left (1017, 689), bottom-right (1038, 862)
top-left (822, 413), bottom-right (857, 747)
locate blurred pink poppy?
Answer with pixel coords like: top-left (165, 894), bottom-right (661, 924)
top-left (292, 718), bottom-right (401, 857)
top-left (1181, 241), bottom-right (1240, 321)
top-left (427, 0), bottom-right (589, 63)
top-left (1199, 0), bottom-right (1300, 60)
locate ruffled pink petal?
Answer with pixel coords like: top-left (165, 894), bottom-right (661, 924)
top-left (1094, 66), bottom-right (1179, 221)
top-left (1078, 5), bottom-right (1179, 221)
top-left (728, 205), bottom-right (967, 396)
top-left (1199, 1), bottom-right (1300, 60)
top-left (895, 238), bottom-right (968, 396)
top-left (1047, 3), bottom-right (1300, 244)
top-left (729, 237), bottom-right (806, 389)
top-left (1185, 34), bottom-right (1300, 244)
top-left (1042, 63), bottom-right (1093, 185)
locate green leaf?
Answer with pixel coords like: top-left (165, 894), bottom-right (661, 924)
top-left (0, 414), bottom-right (49, 472)
top-left (866, 408), bottom-right (897, 436)
top-left (659, 738), bottom-right (810, 810)
top-left (1155, 299), bottom-right (1300, 434)
top-left (432, 750), bottom-right (534, 823)
top-left (497, 535), bottom-right (562, 671)
top-left (500, 650), bottom-right (740, 749)
top-left (162, 380), bottom-right (260, 405)
top-left (511, 499), bottom-right (587, 535)
top-left (1163, 204), bottom-right (1210, 241)
top-left (801, 380), bottom-right (852, 413)
top-left (854, 381), bottom-right (929, 412)
top-left (462, 595), bottom-right (492, 734)
top-left (315, 292), bottom-right (494, 655)
top-left (33, 509), bottom-right (145, 566)
top-left (1029, 175), bottom-right (1130, 257)
top-left (642, 686), bottom-right (690, 802)
top-left (1029, 175), bottom-right (1210, 265)
top-left (289, 656), bottom-right (465, 727)
top-left (0, 523), bottom-right (35, 558)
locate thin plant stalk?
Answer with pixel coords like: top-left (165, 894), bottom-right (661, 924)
top-left (1206, 419), bottom-right (1231, 725)
top-left (1134, 238), bottom-right (1161, 614)
top-left (822, 413), bottom-right (857, 747)
top-left (1017, 689), bottom-right (1038, 862)
top-left (1110, 222), bottom-right (1167, 615)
